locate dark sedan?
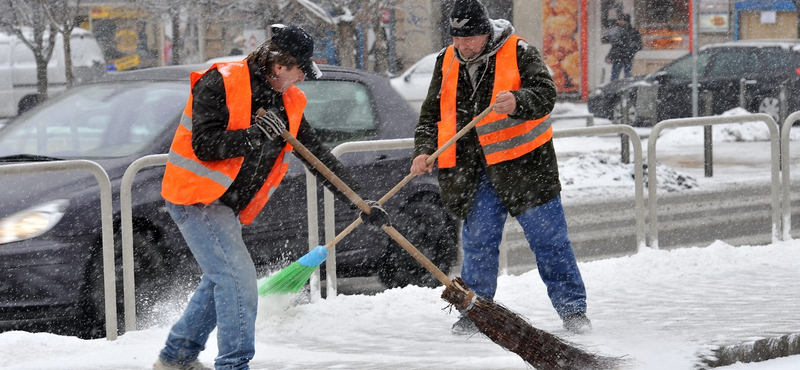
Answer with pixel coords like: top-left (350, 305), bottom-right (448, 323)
top-left (588, 39), bottom-right (800, 126)
top-left (0, 63), bottom-right (459, 338)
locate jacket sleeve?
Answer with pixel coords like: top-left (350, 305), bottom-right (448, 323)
top-left (413, 49), bottom-right (447, 158)
top-left (190, 69), bottom-right (264, 161)
top-left (294, 116), bottom-right (363, 207)
top-left (508, 40), bottom-right (557, 121)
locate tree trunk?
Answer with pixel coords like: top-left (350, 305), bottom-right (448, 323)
top-left (336, 21), bottom-right (356, 68)
top-left (35, 53), bottom-right (47, 101)
top-left (171, 8), bottom-right (180, 66)
top-left (63, 27), bottom-right (74, 87)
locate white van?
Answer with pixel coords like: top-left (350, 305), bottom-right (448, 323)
top-left (0, 27), bottom-right (106, 117)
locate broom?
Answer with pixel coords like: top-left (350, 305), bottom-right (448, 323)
top-left (257, 104), bottom-right (495, 295)
top-left (255, 108), bottom-right (624, 368)
top-left (382, 226), bottom-right (623, 370)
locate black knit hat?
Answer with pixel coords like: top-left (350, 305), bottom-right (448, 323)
top-left (449, 0), bottom-right (492, 37)
top-left (270, 24), bottom-right (321, 80)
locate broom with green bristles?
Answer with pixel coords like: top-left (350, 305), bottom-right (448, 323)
top-left (256, 104), bottom-right (495, 296)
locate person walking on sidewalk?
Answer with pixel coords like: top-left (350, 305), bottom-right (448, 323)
top-left (154, 24), bottom-right (376, 370)
top-left (603, 13), bottom-right (641, 81)
top-left (410, 0), bottom-right (591, 335)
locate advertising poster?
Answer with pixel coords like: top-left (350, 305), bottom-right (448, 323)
top-left (542, 1), bottom-right (580, 94)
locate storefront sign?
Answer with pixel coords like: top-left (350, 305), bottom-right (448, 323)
top-left (699, 13), bottom-right (729, 32)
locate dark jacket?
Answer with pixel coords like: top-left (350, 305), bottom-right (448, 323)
top-left (414, 20), bottom-right (559, 219)
top-left (603, 23), bottom-right (641, 62)
top-left (190, 60), bottom-right (360, 214)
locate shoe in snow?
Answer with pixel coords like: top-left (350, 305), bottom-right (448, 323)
top-left (452, 315), bottom-right (479, 335)
top-left (153, 357), bottom-right (211, 370)
top-left (562, 312), bottom-right (592, 334)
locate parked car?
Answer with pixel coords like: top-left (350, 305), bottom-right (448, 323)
top-left (588, 39), bottom-right (800, 126)
top-left (390, 52), bottom-right (438, 113)
top-left (0, 63), bottom-right (458, 338)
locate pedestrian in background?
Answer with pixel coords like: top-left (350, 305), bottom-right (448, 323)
top-left (603, 13), bottom-right (642, 81)
top-left (411, 0), bottom-right (591, 336)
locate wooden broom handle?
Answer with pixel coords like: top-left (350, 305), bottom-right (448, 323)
top-left (256, 108), bottom-right (371, 214)
top-left (377, 103), bottom-right (495, 204)
top-left (382, 225), bottom-right (452, 285)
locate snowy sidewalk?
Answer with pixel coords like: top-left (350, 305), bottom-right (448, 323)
top-left (5, 241), bottom-right (800, 369)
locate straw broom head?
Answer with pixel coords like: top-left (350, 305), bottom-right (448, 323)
top-left (442, 277), bottom-right (625, 370)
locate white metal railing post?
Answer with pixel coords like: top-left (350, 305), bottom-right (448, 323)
top-left (120, 154), bottom-right (167, 332)
top-left (648, 114), bottom-right (780, 249)
top-left (780, 111), bottom-right (800, 240)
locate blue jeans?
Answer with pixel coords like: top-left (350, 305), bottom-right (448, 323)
top-left (160, 201), bottom-right (257, 370)
top-left (610, 60), bottom-right (632, 81)
top-left (460, 171), bottom-right (587, 319)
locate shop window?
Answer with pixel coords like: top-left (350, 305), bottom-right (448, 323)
top-left (638, 0), bottom-right (689, 50)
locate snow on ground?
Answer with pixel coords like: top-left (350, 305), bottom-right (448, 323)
top-left (2, 103), bottom-right (800, 369)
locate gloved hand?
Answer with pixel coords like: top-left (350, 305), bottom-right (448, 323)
top-left (359, 200), bottom-right (391, 227)
top-left (251, 108), bottom-right (286, 140)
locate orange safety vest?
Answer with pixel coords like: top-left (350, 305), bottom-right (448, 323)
top-left (161, 61), bottom-right (305, 225)
top-left (437, 35), bottom-right (551, 168)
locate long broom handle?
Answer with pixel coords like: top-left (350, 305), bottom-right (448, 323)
top-left (377, 104), bottom-right (494, 204)
top-left (381, 224), bottom-right (452, 285)
top-left (256, 108), bottom-right (371, 214)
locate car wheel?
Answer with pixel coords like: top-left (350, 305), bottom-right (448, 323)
top-left (77, 225), bottom-right (198, 338)
top-left (612, 98), bottom-right (637, 125)
top-left (377, 193), bottom-right (459, 289)
top-left (758, 96), bottom-right (781, 123)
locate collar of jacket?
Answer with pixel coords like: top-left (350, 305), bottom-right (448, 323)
top-left (247, 59), bottom-right (283, 107)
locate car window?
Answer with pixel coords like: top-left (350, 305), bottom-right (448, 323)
top-left (296, 80), bottom-right (377, 145)
top-left (661, 52), bottom-right (711, 79)
top-left (0, 82), bottom-right (187, 158)
top-left (706, 49), bottom-right (758, 78)
top-left (761, 48), bottom-right (795, 75)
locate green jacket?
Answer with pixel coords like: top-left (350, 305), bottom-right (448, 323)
top-left (414, 20), bottom-right (559, 219)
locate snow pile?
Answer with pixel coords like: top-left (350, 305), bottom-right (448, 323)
top-left (658, 107), bottom-right (800, 144)
top-left (559, 152), bottom-right (697, 199)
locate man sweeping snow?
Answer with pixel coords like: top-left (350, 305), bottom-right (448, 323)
top-left (410, 0), bottom-right (592, 336)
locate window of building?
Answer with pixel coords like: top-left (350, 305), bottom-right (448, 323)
top-left (636, 0), bottom-right (690, 50)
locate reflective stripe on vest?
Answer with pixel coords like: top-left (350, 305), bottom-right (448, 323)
top-left (161, 61), bottom-right (306, 225)
top-left (437, 35), bottom-right (551, 168)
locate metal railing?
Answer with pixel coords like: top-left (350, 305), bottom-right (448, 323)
top-left (647, 114), bottom-right (781, 249)
top-left (498, 124), bottom-right (646, 273)
top-left (0, 160), bottom-right (117, 340)
top-left (322, 138), bottom-right (415, 297)
top-left (119, 154), bottom-right (167, 332)
top-left (115, 111), bottom-right (799, 328)
top-left (320, 129), bottom-right (645, 295)
top-left (780, 111), bottom-right (800, 240)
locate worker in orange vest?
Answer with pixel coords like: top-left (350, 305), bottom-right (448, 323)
top-left (154, 25), bottom-right (384, 370)
top-left (410, 0), bottom-right (590, 336)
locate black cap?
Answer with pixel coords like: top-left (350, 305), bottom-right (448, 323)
top-left (270, 24), bottom-right (322, 80)
top-left (449, 0), bottom-right (492, 37)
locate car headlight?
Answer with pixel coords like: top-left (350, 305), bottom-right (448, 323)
top-left (593, 88), bottom-right (603, 95)
top-left (0, 199), bottom-right (69, 244)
